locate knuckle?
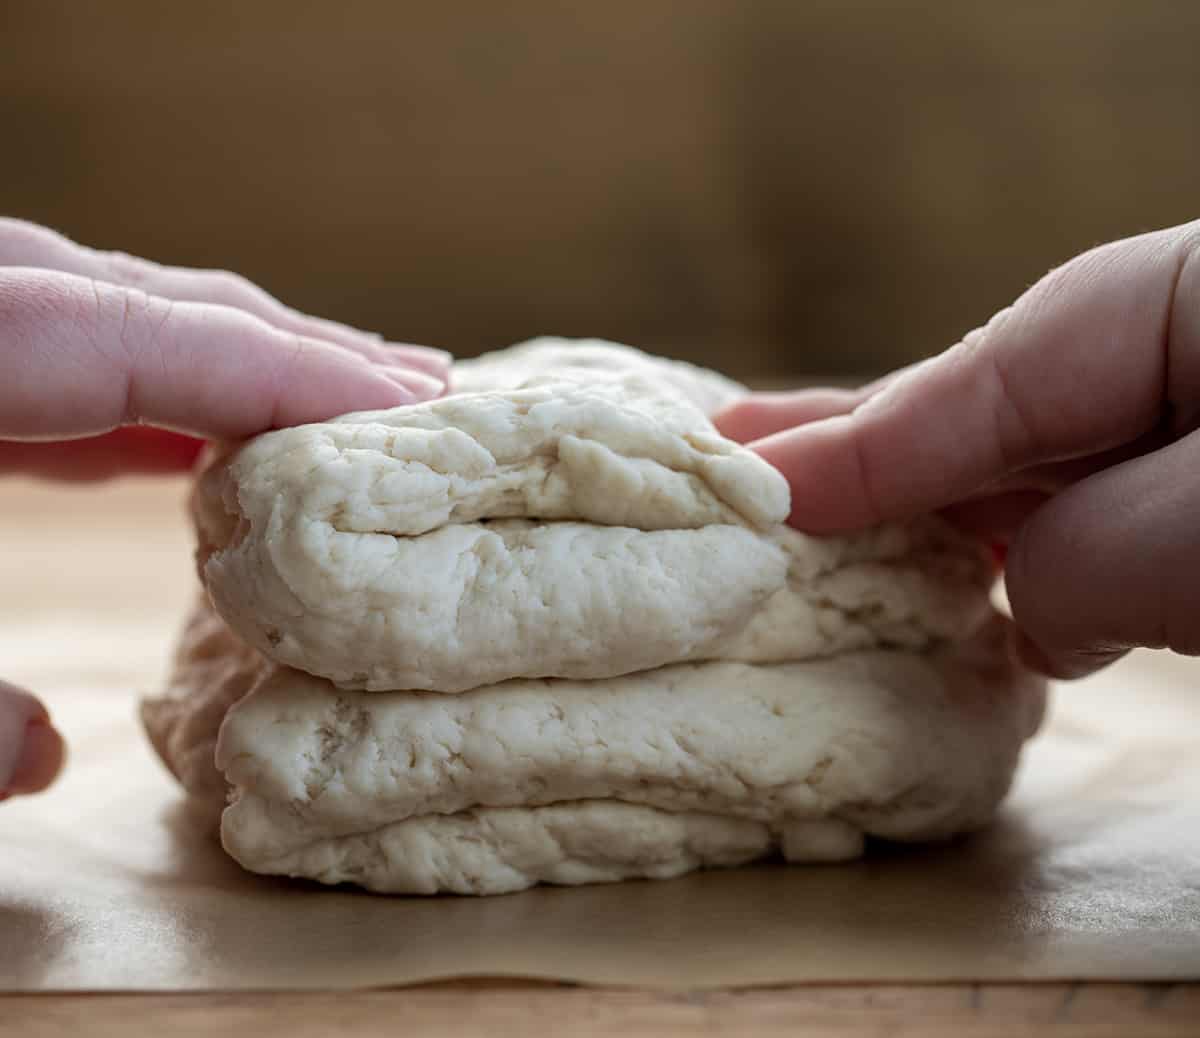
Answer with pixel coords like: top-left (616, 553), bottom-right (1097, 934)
top-left (210, 269), bottom-right (250, 300)
top-left (66, 278), bottom-right (108, 336)
top-left (989, 349), bottom-right (1041, 464)
top-left (113, 283), bottom-right (153, 329)
top-left (85, 280), bottom-right (166, 365)
top-left (1170, 225), bottom-right (1200, 311)
top-left (957, 305), bottom-right (1014, 358)
top-left (848, 430), bottom-right (880, 524)
top-left (103, 249), bottom-right (161, 289)
top-left (950, 302), bottom-right (1042, 472)
top-left (278, 330), bottom-right (312, 365)
top-left (1175, 219), bottom-right (1200, 254)
top-left (207, 269), bottom-right (275, 312)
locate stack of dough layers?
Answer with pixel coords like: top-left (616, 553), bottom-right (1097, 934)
top-left (142, 339), bottom-right (1046, 896)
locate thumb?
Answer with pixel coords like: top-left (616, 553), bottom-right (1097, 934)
top-left (1005, 431), bottom-right (1200, 679)
top-left (0, 681), bottom-right (65, 799)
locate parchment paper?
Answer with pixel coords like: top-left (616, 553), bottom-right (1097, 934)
top-left (1, 477), bottom-right (1198, 990)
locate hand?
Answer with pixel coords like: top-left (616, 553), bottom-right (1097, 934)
top-left (0, 217), bottom-right (452, 799)
top-left (716, 220), bottom-right (1200, 681)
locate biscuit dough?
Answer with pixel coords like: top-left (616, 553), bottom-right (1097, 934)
top-left (191, 341), bottom-right (991, 691)
top-left (141, 601), bottom-right (264, 808)
top-left (143, 338), bottom-right (1045, 896)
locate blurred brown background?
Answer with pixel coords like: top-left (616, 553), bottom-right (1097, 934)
top-left (2, 1), bottom-right (1199, 378)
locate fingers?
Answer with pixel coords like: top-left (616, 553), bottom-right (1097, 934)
top-left (749, 221), bottom-right (1200, 531)
top-left (0, 218), bottom-right (452, 379)
top-left (935, 429), bottom-right (1172, 542)
top-left (0, 681), bottom-right (65, 799)
top-left (713, 359), bottom-right (935, 444)
top-left (0, 268), bottom-right (445, 442)
top-left (715, 388), bottom-right (860, 443)
top-left (1004, 431), bottom-right (1200, 679)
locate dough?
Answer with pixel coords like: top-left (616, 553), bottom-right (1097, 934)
top-left (450, 337), bottom-right (748, 415)
top-left (142, 338), bottom-right (1045, 896)
top-left (144, 600), bottom-right (1043, 895)
top-left (192, 340), bottom-right (992, 691)
top-left (141, 599), bottom-right (266, 808)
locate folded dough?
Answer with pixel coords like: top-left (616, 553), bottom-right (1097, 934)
top-left (192, 340), bottom-right (992, 692)
top-left (142, 338), bottom-right (1045, 896)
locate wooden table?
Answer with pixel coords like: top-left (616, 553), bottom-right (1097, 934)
top-left (2, 478), bottom-right (1198, 1038)
top-left (6, 981), bottom-right (1200, 1036)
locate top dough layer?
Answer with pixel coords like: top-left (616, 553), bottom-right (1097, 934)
top-left (451, 337), bottom-right (748, 416)
top-left (193, 339), bottom-right (992, 693)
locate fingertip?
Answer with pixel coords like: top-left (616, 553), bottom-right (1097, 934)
top-left (330, 367), bottom-right (444, 416)
top-left (751, 411), bottom-right (856, 457)
top-left (714, 389), bottom-right (858, 443)
top-left (712, 398), bottom-right (757, 442)
top-left (260, 342), bottom-right (445, 427)
top-left (4, 719), bottom-right (66, 796)
top-left (0, 680), bottom-right (49, 723)
top-left (748, 414), bottom-right (879, 533)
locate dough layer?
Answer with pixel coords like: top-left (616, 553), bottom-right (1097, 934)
top-left (192, 340), bottom-right (991, 692)
top-left (144, 600), bottom-right (1044, 895)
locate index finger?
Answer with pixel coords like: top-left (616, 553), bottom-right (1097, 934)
top-left (753, 221), bottom-right (1200, 532)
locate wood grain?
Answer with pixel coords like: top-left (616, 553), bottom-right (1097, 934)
top-left (4, 983), bottom-right (1199, 1037)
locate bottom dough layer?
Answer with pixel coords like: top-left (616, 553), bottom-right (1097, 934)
top-left (262, 800), bottom-right (868, 896)
top-left (143, 601), bottom-right (1044, 896)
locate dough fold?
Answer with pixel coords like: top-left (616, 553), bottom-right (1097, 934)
top-left (192, 340), bottom-right (991, 691)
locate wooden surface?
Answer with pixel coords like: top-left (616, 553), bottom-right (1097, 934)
top-left (5, 982), bottom-right (1200, 1037)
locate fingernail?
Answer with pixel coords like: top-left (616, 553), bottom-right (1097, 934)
top-left (3, 719), bottom-right (65, 796)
